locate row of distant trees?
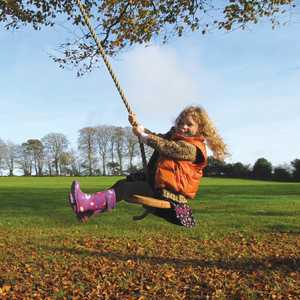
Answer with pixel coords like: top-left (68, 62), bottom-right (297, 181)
top-left (0, 125), bottom-right (299, 181)
top-left (206, 157), bottom-right (300, 182)
top-left (0, 125), bottom-right (151, 177)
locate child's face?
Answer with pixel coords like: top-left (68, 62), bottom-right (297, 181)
top-left (176, 114), bottom-right (199, 137)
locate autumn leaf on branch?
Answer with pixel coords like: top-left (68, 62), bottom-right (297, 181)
top-left (0, 0), bottom-right (296, 75)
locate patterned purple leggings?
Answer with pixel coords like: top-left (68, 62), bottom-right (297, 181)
top-left (113, 178), bottom-right (196, 228)
top-left (153, 201), bottom-right (196, 228)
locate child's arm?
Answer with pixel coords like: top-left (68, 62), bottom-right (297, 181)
top-left (128, 113), bottom-right (198, 161)
top-left (146, 134), bottom-right (197, 161)
top-left (134, 125), bottom-right (197, 161)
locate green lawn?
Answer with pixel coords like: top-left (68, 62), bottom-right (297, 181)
top-left (0, 177), bottom-right (299, 299)
top-left (0, 176), bottom-right (299, 238)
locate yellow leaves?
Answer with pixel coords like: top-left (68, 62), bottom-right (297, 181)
top-left (164, 271), bottom-right (174, 279)
top-left (112, 39), bottom-right (123, 47)
top-left (0, 233), bottom-right (299, 298)
top-left (0, 284), bottom-right (11, 295)
top-left (24, 263), bottom-right (33, 273)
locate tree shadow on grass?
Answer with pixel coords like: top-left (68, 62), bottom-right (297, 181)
top-left (201, 184), bottom-right (300, 196)
top-left (47, 245), bottom-right (300, 273)
top-left (0, 187), bottom-right (73, 224)
top-left (264, 224), bottom-right (300, 234)
top-left (0, 187), bottom-right (161, 227)
top-left (0, 187), bottom-right (67, 210)
top-left (251, 211), bottom-right (300, 217)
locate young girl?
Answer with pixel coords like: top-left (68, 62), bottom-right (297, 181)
top-left (68, 105), bottom-right (228, 227)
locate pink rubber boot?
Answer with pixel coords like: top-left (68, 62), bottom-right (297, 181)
top-left (68, 180), bottom-right (116, 222)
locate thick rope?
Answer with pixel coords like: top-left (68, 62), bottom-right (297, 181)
top-left (75, 0), bottom-right (148, 177)
top-left (75, 0), bottom-right (131, 114)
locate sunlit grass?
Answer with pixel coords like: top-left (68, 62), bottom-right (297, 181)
top-left (0, 176), bottom-right (299, 239)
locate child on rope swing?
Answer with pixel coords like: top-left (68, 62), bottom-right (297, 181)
top-left (68, 105), bottom-right (228, 228)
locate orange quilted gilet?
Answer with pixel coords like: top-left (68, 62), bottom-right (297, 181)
top-left (154, 134), bottom-right (207, 199)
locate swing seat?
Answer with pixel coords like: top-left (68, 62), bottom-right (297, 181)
top-left (129, 194), bottom-right (171, 209)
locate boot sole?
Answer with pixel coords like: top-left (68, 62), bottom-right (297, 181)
top-left (68, 192), bottom-right (90, 222)
top-left (68, 181), bottom-right (84, 222)
top-left (68, 182), bottom-right (94, 223)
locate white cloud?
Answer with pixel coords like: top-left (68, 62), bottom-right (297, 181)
top-left (117, 45), bottom-right (203, 131)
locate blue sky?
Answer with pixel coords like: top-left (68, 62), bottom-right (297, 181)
top-left (0, 12), bottom-right (299, 167)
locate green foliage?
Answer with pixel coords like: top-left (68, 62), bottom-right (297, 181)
top-left (273, 166), bottom-right (292, 181)
top-left (252, 157), bottom-right (273, 180)
top-left (223, 162), bottom-right (251, 178)
top-left (291, 159), bottom-right (300, 180)
top-left (205, 156), bottom-right (226, 176)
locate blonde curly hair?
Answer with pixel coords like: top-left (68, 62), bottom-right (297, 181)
top-left (175, 106), bottom-right (229, 161)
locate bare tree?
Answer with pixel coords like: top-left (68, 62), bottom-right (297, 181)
top-left (108, 126), bottom-right (117, 171)
top-left (5, 141), bottom-right (18, 176)
top-left (24, 139), bottom-right (44, 176)
top-left (78, 127), bottom-right (97, 176)
top-left (42, 133), bottom-right (69, 176)
top-left (0, 138), bottom-right (8, 175)
top-left (59, 151), bottom-right (74, 175)
top-left (123, 126), bottom-right (139, 173)
top-left (95, 125), bottom-right (114, 176)
top-left (43, 148), bottom-right (54, 176)
top-left (113, 126), bottom-right (126, 175)
top-left (68, 148), bottom-right (82, 176)
top-left (18, 143), bottom-right (34, 176)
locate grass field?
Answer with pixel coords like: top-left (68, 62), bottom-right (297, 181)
top-left (0, 176), bottom-right (299, 299)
